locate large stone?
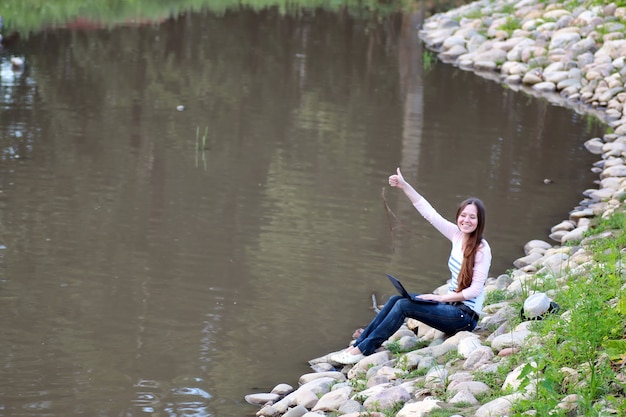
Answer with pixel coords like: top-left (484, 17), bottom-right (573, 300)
top-left (550, 31), bottom-right (581, 49)
top-left (271, 383), bottom-right (294, 396)
top-left (523, 239), bottom-right (552, 253)
top-left (473, 48), bottom-right (508, 64)
top-left (543, 70), bottom-right (570, 83)
top-left (463, 346), bottom-right (495, 370)
top-left (533, 81), bottom-right (556, 92)
top-left (513, 252), bottom-right (543, 268)
top-left (561, 226), bottom-right (589, 244)
top-left (457, 336), bottom-right (483, 358)
top-left (447, 380), bottom-right (491, 396)
top-left (313, 386), bottom-right (353, 412)
top-left (244, 392), bottom-right (280, 406)
top-left (397, 399), bottom-right (442, 417)
top-left (475, 393), bottom-right (525, 417)
top-left (283, 405), bottom-right (309, 417)
top-left (584, 137), bottom-right (605, 154)
top-left (299, 371), bottom-right (346, 385)
top-left (442, 35), bottom-right (467, 49)
top-left (295, 389), bottom-right (319, 409)
top-left (362, 385), bottom-right (411, 411)
top-left (522, 68), bottom-right (543, 84)
top-left (449, 390), bottom-right (479, 405)
top-left (491, 330), bottom-right (531, 351)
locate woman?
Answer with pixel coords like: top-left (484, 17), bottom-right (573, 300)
top-left (331, 167), bottom-right (492, 365)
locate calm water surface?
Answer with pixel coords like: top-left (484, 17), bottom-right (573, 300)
top-left (0, 6), bottom-right (605, 417)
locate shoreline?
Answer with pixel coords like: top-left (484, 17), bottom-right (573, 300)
top-left (245, 0), bottom-right (626, 415)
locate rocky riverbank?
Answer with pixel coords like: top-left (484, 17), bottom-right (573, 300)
top-left (244, 0), bottom-right (626, 415)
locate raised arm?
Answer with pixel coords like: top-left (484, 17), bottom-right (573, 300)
top-left (389, 167), bottom-right (458, 241)
top-left (388, 167), bottom-right (423, 204)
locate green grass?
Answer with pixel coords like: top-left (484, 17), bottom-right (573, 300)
top-left (498, 17), bottom-right (521, 35)
top-left (485, 288), bottom-right (508, 305)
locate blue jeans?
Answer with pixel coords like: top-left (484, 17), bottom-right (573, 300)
top-left (353, 295), bottom-right (477, 355)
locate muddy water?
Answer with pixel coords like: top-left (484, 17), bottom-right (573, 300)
top-left (0, 6), bottom-right (605, 417)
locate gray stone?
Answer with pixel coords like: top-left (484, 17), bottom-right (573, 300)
top-left (447, 380), bottom-right (491, 396)
top-left (491, 330), bottom-right (531, 351)
top-left (397, 399), bottom-right (443, 417)
top-left (457, 336), bottom-right (483, 358)
top-left (283, 405), bottom-right (309, 417)
top-left (475, 393), bottom-right (525, 417)
top-left (449, 390), bottom-right (479, 405)
top-left (312, 386), bottom-right (353, 412)
top-left (463, 346), bottom-right (495, 370)
top-left (362, 385), bottom-right (411, 411)
top-left (533, 81), bottom-right (557, 92)
top-left (338, 399), bottom-right (364, 414)
top-left (244, 392), bottom-right (280, 406)
top-left (295, 389), bottom-right (319, 409)
top-left (513, 252), bottom-right (543, 268)
top-left (299, 371), bottom-right (346, 385)
top-left (584, 137), bottom-right (605, 154)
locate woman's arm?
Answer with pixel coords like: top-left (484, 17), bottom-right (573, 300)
top-left (389, 167), bottom-right (458, 240)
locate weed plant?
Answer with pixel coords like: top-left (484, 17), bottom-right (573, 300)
top-left (195, 126), bottom-right (209, 169)
top-left (422, 50), bottom-right (436, 73)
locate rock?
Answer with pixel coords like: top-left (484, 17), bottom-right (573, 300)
top-left (447, 380), bottom-right (491, 396)
top-left (523, 239), bottom-right (552, 253)
top-left (475, 393), bottom-right (526, 417)
top-left (503, 362), bottom-right (537, 391)
top-left (513, 251), bottom-right (543, 268)
top-left (585, 137), bottom-right (606, 154)
top-left (457, 336), bottom-right (483, 358)
top-left (424, 365), bottom-right (448, 389)
top-left (245, 392), bottom-right (280, 406)
top-left (449, 390), bottom-right (479, 404)
top-left (258, 404), bottom-right (280, 416)
top-left (533, 81), bottom-right (557, 92)
top-left (283, 405), bottom-right (309, 417)
top-left (561, 226), bottom-right (589, 243)
top-left (498, 347), bottom-right (520, 357)
top-left (463, 346), bottom-right (495, 370)
top-left (397, 399), bottom-right (442, 417)
top-left (362, 385), bottom-right (412, 410)
top-left (295, 389), bottom-right (319, 409)
top-left (312, 386), bottom-right (353, 412)
top-left (271, 384), bottom-right (294, 396)
top-left (491, 330), bottom-right (531, 351)
top-left (299, 371), bottom-right (346, 385)
top-left (337, 399), bottom-right (365, 414)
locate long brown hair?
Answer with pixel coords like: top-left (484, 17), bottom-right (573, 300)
top-left (455, 198), bottom-right (486, 292)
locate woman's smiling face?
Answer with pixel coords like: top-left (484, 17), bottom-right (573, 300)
top-left (457, 203), bottom-right (478, 234)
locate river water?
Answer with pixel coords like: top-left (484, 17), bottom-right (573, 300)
top-left (0, 5), bottom-right (605, 417)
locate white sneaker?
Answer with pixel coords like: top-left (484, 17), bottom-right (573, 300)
top-left (330, 351), bottom-right (365, 365)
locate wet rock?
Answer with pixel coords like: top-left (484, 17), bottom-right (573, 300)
top-left (245, 393), bottom-right (280, 406)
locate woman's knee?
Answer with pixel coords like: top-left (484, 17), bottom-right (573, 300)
top-left (392, 298), bottom-right (414, 313)
top-left (383, 295), bottom-right (403, 307)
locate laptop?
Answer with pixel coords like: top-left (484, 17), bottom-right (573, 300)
top-left (386, 274), bottom-right (439, 304)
